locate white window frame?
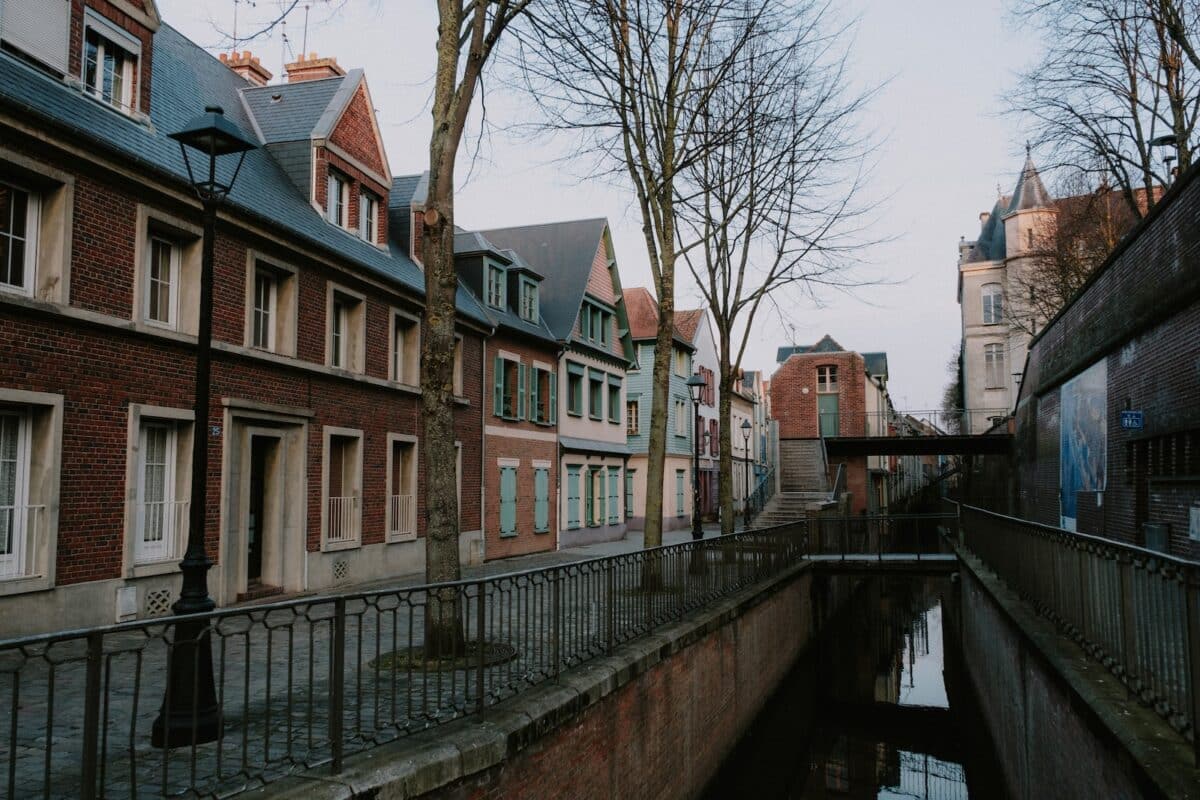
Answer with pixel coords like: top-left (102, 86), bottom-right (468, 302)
top-left (626, 399), bottom-right (640, 436)
top-left (0, 180), bottom-right (39, 296)
top-left (984, 343), bottom-right (1006, 389)
top-left (982, 283), bottom-right (1003, 325)
top-left (326, 171), bottom-right (348, 228)
top-left (390, 309), bottom-right (420, 386)
top-left (0, 390), bottom-right (62, 595)
top-left (135, 421), bottom-right (178, 565)
top-left (358, 191), bottom-right (377, 243)
top-left (673, 348), bottom-right (688, 378)
top-left (144, 235), bottom-right (179, 329)
top-left (124, 405), bottom-right (193, 577)
top-left (82, 18), bottom-right (138, 113)
top-left (326, 284), bottom-right (366, 372)
top-left (817, 365), bottom-right (838, 393)
top-left (252, 268), bottom-right (277, 351)
top-left (322, 426), bottom-right (363, 551)
top-left (519, 277), bottom-right (538, 322)
top-left (386, 433), bottom-right (418, 543)
top-left (486, 263), bottom-right (506, 309)
top-left (674, 397), bottom-right (687, 437)
top-left (0, 409), bottom-right (32, 579)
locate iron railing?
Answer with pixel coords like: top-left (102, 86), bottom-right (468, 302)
top-left (806, 513), bottom-right (957, 561)
top-left (818, 408), bottom-right (1010, 437)
top-left (0, 505), bottom-right (43, 581)
top-left (135, 500), bottom-right (188, 565)
top-left (0, 523), bottom-right (812, 799)
top-left (957, 503), bottom-right (1200, 760)
top-left (387, 494), bottom-right (415, 540)
top-left (327, 496), bottom-right (359, 545)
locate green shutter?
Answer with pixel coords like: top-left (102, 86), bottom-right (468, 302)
top-left (493, 356), bottom-right (504, 417)
top-left (500, 466), bottom-right (517, 535)
top-left (608, 468), bottom-right (619, 524)
top-left (534, 468), bottom-right (549, 532)
top-left (676, 471), bottom-right (685, 516)
top-left (517, 363), bottom-right (527, 420)
top-left (625, 471), bottom-right (634, 518)
top-left (594, 469), bottom-right (604, 525)
top-left (567, 467), bottom-right (580, 529)
top-left (549, 372), bottom-right (557, 423)
top-left (584, 469), bottom-right (593, 525)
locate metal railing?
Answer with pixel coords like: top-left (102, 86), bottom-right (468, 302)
top-left (0, 504), bottom-right (43, 580)
top-left (957, 503), bottom-right (1200, 758)
top-left (0, 523), bottom-right (809, 799)
top-left (327, 496), bottom-right (359, 545)
top-left (388, 494), bottom-right (416, 539)
top-left (135, 500), bottom-right (188, 565)
top-left (831, 462), bottom-right (847, 500)
top-left (806, 513), bottom-right (957, 560)
top-left (818, 408), bottom-right (1010, 437)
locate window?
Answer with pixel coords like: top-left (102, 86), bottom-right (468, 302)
top-left (566, 466), bottom-right (581, 529)
top-left (675, 470), bottom-right (686, 517)
top-left (626, 399), bottom-right (640, 435)
top-left (607, 467), bottom-right (620, 524)
top-left (580, 302), bottom-right (610, 346)
top-left (585, 466), bottom-right (606, 526)
top-left (625, 470), bottom-right (634, 518)
top-left (486, 263), bottom-right (505, 309)
top-left (674, 397), bottom-right (688, 436)
top-left (391, 312), bottom-right (419, 386)
top-left (493, 357), bottom-right (525, 420)
top-left (984, 343), bottom-right (1006, 389)
top-left (145, 236), bottom-right (178, 328)
top-left (327, 287), bottom-right (365, 372)
top-left (0, 182), bottom-right (37, 295)
top-left (0, 410), bottom-right (31, 579)
top-left (607, 378), bottom-right (621, 424)
top-left (326, 171), bottom-right (348, 227)
top-left (534, 466), bottom-right (550, 533)
top-left (387, 436), bottom-right (417, 541)
top-left (982, 283), bottom-right (1003, 325)
top-left (453, 336), bottom-right (464, 397)
top-left (358, 191), bottom-right (378, 243)
top-left (0, 392), bottom-right (62, 590)
top-left (817, 366), bottom-right (838, 393)
top-left (531, 366), bottom-right (556, 424)
top-left (673, 348), bottom-right (688, 377)
top-left (709, 419), bottom-right (719, 456)
top-left (566, 363), bottom-right (585, 416)
top-left (2, 0), bottom-right (70, 73)
top-left (251, 269), bottom-right (276, 350)
top-left (499, 464), bottom-right (518, 536)
top-left (519, 278), bottom-right (539, 322)
top-left (588, 370), bottom-right (605, 420)
top-left (135, 421), bottom-right (185, 565)
top-left (83, 25), bottom-right (136, 112)
top-left (324, 429), bottom-right (362, 548)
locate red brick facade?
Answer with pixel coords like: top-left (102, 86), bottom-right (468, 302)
top-left (770, 352), bottom-right (867, 439)
top-left (329, 84), bottom-right (388, 178)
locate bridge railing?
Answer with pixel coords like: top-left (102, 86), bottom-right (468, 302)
top-left (819, 408), bottom-right (1010, 437)
top-left (806, 513), bottom-right (958, 561)
top-left (0, 523), bottom-right (809, 800)
top-left (957, 503), bottom-right (1200, 759)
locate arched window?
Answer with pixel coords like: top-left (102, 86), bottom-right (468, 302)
top-left (984, 343), bottom-right (1006, 388)
top-left (982, 283), bottom-right (1003, 324)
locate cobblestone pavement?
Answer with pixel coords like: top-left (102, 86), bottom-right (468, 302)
top-left (0, 525), bottom-right (776, 799)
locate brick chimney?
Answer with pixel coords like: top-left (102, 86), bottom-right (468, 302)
top-left (284, 52), bottom-right (345, 83)
top-left (219, 51), bottom-right (273, 87)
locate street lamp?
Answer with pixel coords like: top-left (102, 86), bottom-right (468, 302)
top-left (740, 418), bottom-right (753, 530)
top-left (153, 106), bottom-right (258, 749)
top-left (1150, 133), bottom-right (1179, 181)
top-left (686, 373), bottom-right (707, 540)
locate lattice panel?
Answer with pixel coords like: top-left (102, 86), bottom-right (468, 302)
top-left (332, 560), bottom-right (349, 584)
top-left (145, 588), bottom-right (174, 617)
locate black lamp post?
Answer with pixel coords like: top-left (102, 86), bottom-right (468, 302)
top-left (152, 106), bottom-right (257, 749)
top-left (686, 373), bottom-right (707, 540)
top-left (741, 418), bottom-right (753, 530)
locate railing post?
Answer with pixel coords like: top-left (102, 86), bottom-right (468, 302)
top-left (841, 515), bottom-right (848, 562)
top-left (80, 631), bottom-right (103, 800)
top-left (1118, 554), bottom-right (1139, 693)
top-left (476, 582), bottom-right (487, 714)
top-left (1185, 569), bottom-right (1200, 766)
top-left (607, 563), bottom-right (616, 653)
top-left (552, 573), bottom-right (561, 676)
top-left (330, 597), bottom-right (345, 774)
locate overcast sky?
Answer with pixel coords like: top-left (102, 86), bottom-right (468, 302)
top-left (158, 0), bottom-right (1040, 409)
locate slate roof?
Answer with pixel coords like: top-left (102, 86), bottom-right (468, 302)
top-left (0, 23), bottom-right (492, 324)
top-left (241, 76), bottom-right (345, 142)
top-left (1008, 153), bottom-right (1051, 213)
top-left (452, 231), bottom-right (556, 344)
top-left (559, 436), bottom-right (632, 456)
top-left (775, 334), bottom-right (845, 362)
top-left (476, 218), bottom-right (611, 341)
top-left (965, 196), bottom-right (1010, 263)
top-left (863, 352), bottom-right (888, 380)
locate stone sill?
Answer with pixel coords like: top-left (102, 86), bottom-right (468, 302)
top-left (254, 560), bottom-right (813, 799)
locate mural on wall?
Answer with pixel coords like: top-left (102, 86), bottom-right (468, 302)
top-left (1059, 360), bottom-right (1107, 530)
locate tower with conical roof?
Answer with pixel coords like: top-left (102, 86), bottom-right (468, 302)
top-left (956, 148), bottom-right (1057, 432)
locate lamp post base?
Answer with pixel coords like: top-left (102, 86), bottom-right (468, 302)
top-left (151, 614), bottom-right (223, 748)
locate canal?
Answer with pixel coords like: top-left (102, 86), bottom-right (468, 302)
top-left (704, 574), bottom-right (1008, 799)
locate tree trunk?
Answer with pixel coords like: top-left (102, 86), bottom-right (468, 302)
top-left (641, 251), bottom-right (676, 588)
top-left (718, 363), bottom-right (736, 537)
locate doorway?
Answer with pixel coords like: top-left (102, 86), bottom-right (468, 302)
top-left (247, 436), bottom-right (271, 585)
top-left (818, 394), bottom-right (840, 437)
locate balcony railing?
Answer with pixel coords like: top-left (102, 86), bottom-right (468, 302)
top-left (135, 500), bottom-right (188, 565)
top-left (0, 504), bottom-right (43, 580)
top-left (389, 494), bottom-right (416, 539)
top-left (817, 408), bottom-right (1011, 436)
top-left (327, 495), bottom-right (360, 545)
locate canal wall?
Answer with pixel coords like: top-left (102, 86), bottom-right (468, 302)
top-left (951, 549), bottom-right (1199, 800)
top-left (259, 563), bottom-right (854, 800)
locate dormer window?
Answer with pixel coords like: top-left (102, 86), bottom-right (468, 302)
top-left (486, 263), bottom-right (505, 309)
top-left (83, 14), bottom-right (140, 113)
top-left (519, 277), bottom-right (538, 322)
top-left (358, 191), bottom-right (378, 243)
top-left (326, 171), bottom-right (348, 228)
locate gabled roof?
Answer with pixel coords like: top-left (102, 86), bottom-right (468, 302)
top-left (241, 76), bottom-right (345, 142)
top-left (623, 288), bottom-right (697, 349)
top-left (1007, 152), bottom-right (1051, 213)
top-left (675, 309), bottom-right (706, 342)
top-left (452, 230), bottom-right (556, 344)
top-left (476, 218), bottom-right (611, 340)
top-left (775, 334), bottom-right (845, 362)
top-left (0, 22), bottom-right (489, 323)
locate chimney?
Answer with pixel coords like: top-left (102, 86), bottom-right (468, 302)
top-left (284, 52), bottom-right (346, 83)
top-left (979, 211), bottom-right (989, 226)
top-left (219, 50), bottom-right (273, 87)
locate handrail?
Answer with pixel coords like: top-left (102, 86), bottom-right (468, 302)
top-left (831, 462), bottom-right (847, 499)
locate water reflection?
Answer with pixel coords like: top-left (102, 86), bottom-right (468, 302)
top-left (703, 576), bottom-right (1005, 800)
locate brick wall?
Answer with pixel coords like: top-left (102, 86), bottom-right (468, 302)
top-left (769, 352), bottom-right (866, 440)
top-left (313, 148), bottom-right (389, 241)
top-left (328, 84), bottom-right (387, 177)
top-left (72, 1), bottom-right (156, 114)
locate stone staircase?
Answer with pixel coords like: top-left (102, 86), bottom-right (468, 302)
top-left (755, 491), bottom-right (832, 527)
top-left (756, 439), bottom-right (834, 526)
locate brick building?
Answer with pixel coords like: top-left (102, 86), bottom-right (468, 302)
top-left (480, 220), bottom-right (637, 547)
top-left (1013, 157), bottom-right (1200, 558)
top-left (0, 2), bottom-right (491, 635)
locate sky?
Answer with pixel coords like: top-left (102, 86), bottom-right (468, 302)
top-left (157, 0), bottom-right (1042, 409)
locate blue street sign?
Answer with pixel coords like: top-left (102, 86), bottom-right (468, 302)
top-left (1120, 411), bottom-right (1144, 430)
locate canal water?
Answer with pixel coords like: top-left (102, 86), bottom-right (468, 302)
top-left (704, 575), bottom-right (1007, 799)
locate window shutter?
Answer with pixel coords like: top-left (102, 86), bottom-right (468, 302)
top-left (584, 470), bottom-right (593, 525)
top-left (500, 467), bottom-right (517, 534)
top-left (567, 468), bottom-right (580, 529)
top-left (549, 373), bottom-right (557, 423)
top-left (3, 0), bottom-right (70, 73)
top-left (534, 469), bottom-right (549, 532)
top-left (608, 469), bottom-right (619, 524)
top-left (676, 472), bottom-right (685, 515)
top-left (624, 472), bottom-right (634, 518)
top-left (518, 363), bottom-right (527, 420)
top-left (493, 356), bottom-right (504, 417)
top-left (595, 470), bottom-right (605, 524)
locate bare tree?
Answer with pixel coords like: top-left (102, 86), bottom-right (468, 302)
top-left (517, 1), bottom-right (776, 560)
top-left (421, 1), bottom-right (533, 656)
top-left (941, 345), bottom-right (964, 434)
top-left (676, 1), bottom-right (874, 532)
top-left (1008, 0), bottom-right (1200, 219)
